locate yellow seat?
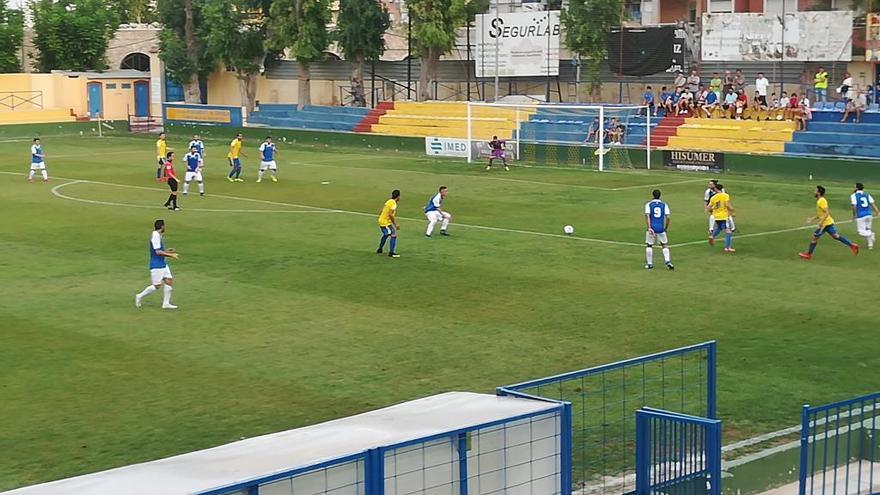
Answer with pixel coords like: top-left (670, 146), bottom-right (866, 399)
top-left (373, 102), bottom-right (536, 139)
top-left (663, 117), bottom-right (794, 154)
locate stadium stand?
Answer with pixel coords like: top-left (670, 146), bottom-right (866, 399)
top-left (663, 118), bottom-right (796, 154)
top-left (368, 102), bottom-right (536, 140)
top-left (786, 121), bottom-right (880, 159)
top-left (518, 106), bottom-right (659, 146)
top-left (248, 104), bottom-right (370, 131)
top-left (0, 108), bottom-right (76, 125)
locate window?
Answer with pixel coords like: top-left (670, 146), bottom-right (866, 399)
top-left (121, 83), bottom-right (132, 89)
top-left (106, 83), bottom-right (117, 89)
top-left (120, 52), bottom-right (150, 72)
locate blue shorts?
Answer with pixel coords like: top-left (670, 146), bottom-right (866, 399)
top-left (380, 225), bottom-right (396, 236)
top-left (229, 158), bottom-right (241, 168)
top-left (714, 220), bottom-right (728, 230)
top-left (814, 224), bottom-right (837, 237)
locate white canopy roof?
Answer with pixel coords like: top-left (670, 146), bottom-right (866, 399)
top-left (2, 392), bottom-right (560, 495)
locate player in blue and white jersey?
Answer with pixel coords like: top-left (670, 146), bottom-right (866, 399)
top-left (645, 189), bottom-right (673, 270)
top-left (257, 136), bottom-right (278, 183)
top-left (851, 182), bottom-right (880, 250)
top-left (188, 134), bottom-right (205, 161)
top-left (424, 186), bottom-right (452, 237)
top-left (27, 138), bottom-right (48, 182)
top-left (135, 219), bottom-right (180, 310)
top-left (182, 145), bottom-right (205, 197)
top-left (704, 179), bottom-right (735, 233)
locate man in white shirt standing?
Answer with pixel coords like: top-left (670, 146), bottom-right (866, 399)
top-left (755, 73), bottom-right (770, 108)
top-left (424, 186), bottom-right (452, 237)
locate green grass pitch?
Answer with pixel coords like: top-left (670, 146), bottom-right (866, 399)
top-left (1, 133), bottom-right (878, 490)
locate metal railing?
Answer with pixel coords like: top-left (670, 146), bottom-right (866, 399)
top-left (0, 91), bottom-right (44, 110)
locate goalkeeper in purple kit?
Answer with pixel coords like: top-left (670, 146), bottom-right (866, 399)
top-left (486, 136), bottom-right (509, 171)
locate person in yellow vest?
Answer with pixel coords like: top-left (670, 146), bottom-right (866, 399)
top-left (814, 67), bottom-right (828, 103)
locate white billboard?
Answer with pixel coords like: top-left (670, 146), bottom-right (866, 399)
top-left (701, 11), bottom-right (852, 62)
top-left (425, 137), bottom-right (470, 157)
top-left (475, 11), bottom-right (560, 78)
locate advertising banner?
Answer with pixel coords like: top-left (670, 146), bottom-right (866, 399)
top-left (475, 11), bottom-right (560, 77)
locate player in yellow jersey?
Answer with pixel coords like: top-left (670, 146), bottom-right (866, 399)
top-left (707, 182), bottom-right (736, 252)
top-left (226, 133), bottom-right (246, 182)
top-left (377, 189), bottom-right (401, 258)
top-left (155, 132), bottom-right (168, 181)
top-left (799, 185), bottom-right (859, 260)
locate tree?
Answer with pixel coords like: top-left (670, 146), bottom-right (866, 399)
top-left (0, 0), bottom-right (23, 73)
top-left (202, 0), bottom-right (269, 113)
top-left (335, 0), bottom-right (390, 107)
top-left (407, 0), bottom-right (467, 101)
top-left (268, 0), bottom-right (331, 109)
top-left (110, 0), bottom-right (157, 23)
top-left (561, 0), bottom-right (621, 99)
top-left (158, 0), bottom-right (212, 103)
top-left (31, 0), bottom-right (120, 72)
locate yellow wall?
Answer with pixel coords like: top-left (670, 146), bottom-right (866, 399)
top-left (0, 73), bottom-right (150, 120)
top-left (206, 71), bottom-right (343, 108)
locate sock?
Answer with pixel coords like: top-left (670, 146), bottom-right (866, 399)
top-left (271, 170), bottom-right (277, 177)
top-left (183, 182), bottom-right (190, 194)
top-left (41, 170), bottom-right (48, 180)
top-left (235, 168), bottom-right (242, 178)
top-left (137, 285), bottom-right (157, 298)
top-left (808, 242), bottom-right (817, 254)
top-left (837, 235), bottom-right (852, 247)
top-left (28, 170), bottom-right (35, 180)
top-left (258, 169), bottom-right (265, 180)
top-left (228, 168), bottom-right (235, 178)
top-left (162, 284), bottom-right (173, 306)
top-left (724, 233), bottom-right (732, 249)
top-left (157, 167), bottom-right (162, 178)
top-left (198, 182), bottom-right (204, 194)
top-left (440, 215), bottom-right (450, 231)
top-left (426, 220), bottom-right (436, 236)
top-left (389, 236), bottom-right (397, 253)
top-left (378, 234), bottom-right (388, 251)
top-left (871, 232), bottom-right (875, 248)
top-left (165, 194), bottom-right (174, 206)
top-left (662, 247), bottom-right (671, 263)
top-left (172, 195), bottom-right (178, 208)
top-left (645, 247), bottom-right (654, 265)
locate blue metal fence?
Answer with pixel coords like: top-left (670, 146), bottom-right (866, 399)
top-left (799, 391), bottom-right (880, 495)
top-left (497, 341), bottom-right (716, 494)
top-left (635, 408), bottom-right (722, 495)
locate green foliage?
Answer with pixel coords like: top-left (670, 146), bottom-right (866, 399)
top-left (202, 0), bottom-right (268, 75)
top-left (407, 0), bottom-right (467, 56)
top-left (31, 0), bottom-right (121, 72)
top-left (157, 0), bottom-right (213, 86)
top-left (110, 0), bottom-right (157, 23)
top-left (268, 0), bottom-right (331, 65)
top-left (335, 0), bottom-right (390, 64)
top-left (561, 0), bottom-right (621, 88)
top-left (0, 0), bottom-right (23, 73)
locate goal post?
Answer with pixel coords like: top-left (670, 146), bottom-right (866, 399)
top-left (465, 102), bottom-right (653, 171)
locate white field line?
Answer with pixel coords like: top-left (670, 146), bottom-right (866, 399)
top-left (669, 219), bottom-right (856, 248)
top-left (7, 172), bottom-right (643, 247)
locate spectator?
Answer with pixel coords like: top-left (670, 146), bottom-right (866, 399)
top-left (722, 88), bottom-right (737, 118)
top-left (710, 72), bottom-right (722, 98)
top-left (674, 70), bottom-right (687, 93)
top-left (838, 72), bottom-right (853, 100)
top-left (792, 100), bottom-right (807, 131)
top-left (867, 84), bottom-right (879, 105)
top-left (755, 72), bottom-right (769, 107)
top-left (768, 92), bottom-right (783, 120)
top-left (751, 91), bottom-right (765, 118)
top-left (734, 89), bottom-right (747, 120)
top-left (584, 117), bottom-right (600, 143)
top-left (687, 69), bottom-right (701, 93)
top-left (780, 90), bottom-right (791, 120)
top-left (703, 88), bottom-right (719, 118)
top-left (607, 117), bottom-right (624, 144)
top-left (841, 88), bottom-right (866, 123)
top-left (723, 70), bottom-right (734, 95)
top-left (659, 86), bottom-right (673, 116)
top-left (693, 85), bottom-right (708, 118)
top-left (642, 85), bottom-right (656, 116)
top-left (800, 94), bottom-right (812, 124)
top-left (814, 66), bottom-right (829, 102)
top-left (734, 69), bottom-right (746, 92)
top-left (677, 89), bottom-right (694, 115)
top-left (671, 89), bottom-right (682, 115)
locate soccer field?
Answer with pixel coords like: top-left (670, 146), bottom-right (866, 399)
top-left (1, 133), bottom-right (879, 491)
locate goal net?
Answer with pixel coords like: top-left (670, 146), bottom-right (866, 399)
top-left (465, 102), bottom-right (653, 171)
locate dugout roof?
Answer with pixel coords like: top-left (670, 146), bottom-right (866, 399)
top-left (2, 392), bottom-right (560, 495)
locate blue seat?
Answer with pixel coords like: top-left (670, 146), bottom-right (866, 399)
top-left (834, 101), bottom-right (846, 111)
top-left (868, 104), bottom-right (880, 113)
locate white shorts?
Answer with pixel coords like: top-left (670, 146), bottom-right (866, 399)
top-left (30, 162), bottom-right (46, 170)
top-left (425, 211), bottom-right (451, 222)
top-left (184, 170), bottom-right (203, 182)
top-left (260, 160), bottom-right (277, 171)
top-left (857, 215), bottom-right (873, 235)
top-left (646, 231), bottom-right (669, 245)
top-left (150, 266), bottom-right (172, 285)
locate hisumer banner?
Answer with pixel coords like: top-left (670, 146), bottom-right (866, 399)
top-left (475, 11), bottom-right (560, 78)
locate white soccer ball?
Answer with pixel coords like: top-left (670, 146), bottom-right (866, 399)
top-left (563, 225), bottom-right (575, 235)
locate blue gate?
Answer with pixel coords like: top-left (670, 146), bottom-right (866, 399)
top-left (134, 80), bottom-right (150, 116)
top-left (87, 82), bottom-right (103, 118)
top-left (635, 408), bottom-right (722, 495)
top-left (799, 392), bottom-right (880, 495)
